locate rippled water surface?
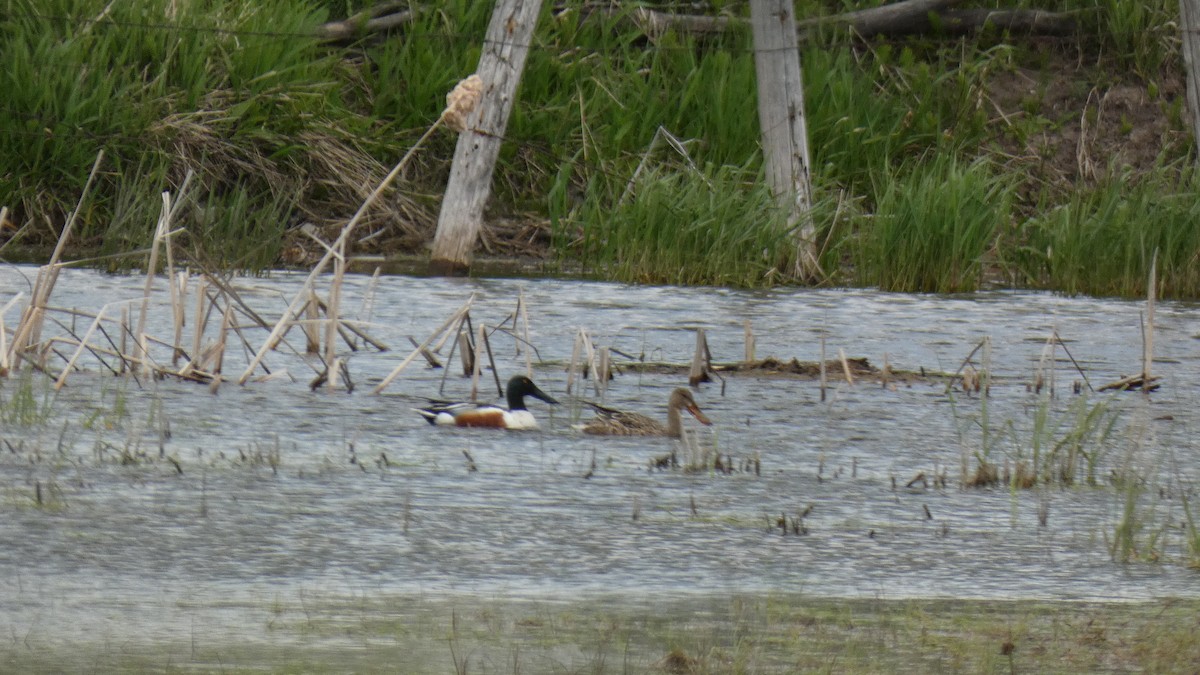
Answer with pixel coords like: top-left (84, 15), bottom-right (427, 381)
top-left (2, 266), bottom-right (1199, 659)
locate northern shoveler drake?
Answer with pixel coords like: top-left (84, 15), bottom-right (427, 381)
top-left (414, 375), bottom-right (559, 430)
top-left (580, 387), bottom-right (712, 437)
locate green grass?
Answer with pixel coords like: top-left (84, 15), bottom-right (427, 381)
top-left (851, 156), bottom-right (1014, 293)
top-left (1018, 167), bottom-right (1200, 296)
top-left (4, 593), bottom-right (1198, 673)
top-left (0, 0), bottom-right (1196, 292)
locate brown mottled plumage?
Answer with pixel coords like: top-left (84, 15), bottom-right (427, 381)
top-left (581, 388), bottom-right (712, 437)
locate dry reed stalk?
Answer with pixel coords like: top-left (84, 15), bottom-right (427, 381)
top-left (743, 319), bottom-right (755, 363)
top-left (519, 289), bottom-right (532, 377)
top-left (470, 323), bottom-right (486, 401)
top-left (946, 338), bottom-right (987, 394)
top-left (480, 324), bottom-right (502, 396)
top-left (137, 192), bottom-right (172, 378)
top-left (566, 329), bottom-right (583, 395)
top-left (579, 328), bottom-right (603, 395)
top-left (688, 328), bottom-right (711, 387)
top-left (458, 328), bottom-right (475, 377)
top-left (435, 310), bottom-right (471, 396)
top-left (838, 347), bottom-right (854, 386)
top-left (323, 246), bottom-right (346, 391)
top-left (119, 306), bottom-right (129, 375)
top-left (6, 152), bottom-right (104, 371)
top-left (171, 271), bottom-right (187, 365)
top-left (597, 346), bottom-right (610, 400)
top-left (881, 352), bottom-right (890, 388)
top-left (372, 296), bottom-right (475, 393)
top-left (190, 275), bottom-right (207, 369)
top-left (1035, 329), bottom-right (1058, 395)
top-left (239, 119), bottom-right (446, 385)
top-left (982, 336), bottom-right (991, 396)
top-left (303, 290), bottom-right (320, 354)
top-left (208, 302), bottom-right (233, 394)
top-left (407, 336), bottom-right (442, 367)
top-left (819, 335), bottom-right (827, 402)
top-left (313, 295), bottom-right (387, 351)
top-left (53, 303), bottom-right (123, 389)
top-left (0, 292), bottom-right (24, 375)
top-left (1144, 248), bottom-right (1157, 388)
top-left (357, 267), bottom-right (381, 326)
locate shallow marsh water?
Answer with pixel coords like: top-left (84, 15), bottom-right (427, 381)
top-left (2, 266), bottom-right (1199, 670)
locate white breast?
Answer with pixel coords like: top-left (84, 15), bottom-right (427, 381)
top-left (504, 410), bottom-right (539, 430)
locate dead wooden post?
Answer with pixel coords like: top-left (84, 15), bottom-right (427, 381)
top-left (430, 0), bottom-right (544, 273)
top-left (750, 0), bottom-right (819, 279)
top-left (1182, 0), bottom-right (1200, 158)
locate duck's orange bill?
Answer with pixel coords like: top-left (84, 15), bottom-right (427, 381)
top-left (687, 404), bottom-right (712, 425)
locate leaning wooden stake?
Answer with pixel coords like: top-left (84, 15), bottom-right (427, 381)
top-left (430, 0), bottom-right (545, 272)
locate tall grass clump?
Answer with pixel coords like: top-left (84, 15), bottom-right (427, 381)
top-left (852, 156), bottom-right (1013, 293)
top-left (0, 371), bottom-right (56, 426)
top-left (1020, 168), bottom-right (1200, 297)
top-left (561, 161), bottom-right (810, 286)
top-left (1007, 393), bottom-right (1119, 487)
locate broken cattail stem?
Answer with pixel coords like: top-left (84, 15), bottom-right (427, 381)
top-left (566, 329), bottom-right (583, 395)
top-left (838, 347), bottom-right (854, 386)
top-left (688, 328), bottom-right (711, 387)
top-left (470, 323), bottom-right (486, 402)
top-left (7, 151), bottom-right (103, 368)
top-left (519, 290), bottom-right (532, 376)
top-left (190, 275), bottom-right (207, 372)
top-left (597, 346), bottom-right (610, 400)
top-left (481, 327), bottom-right (503, 398)
top-left (119, 306), bottom-right (129, 375)
top-left (53, 303), bottom-right (123, 389)
top-left (303, 290), bottom-right (321, 354)
top-left (240, 119), bottom-right (445, 384)
top-left (373, 297), bottom-right (474, 394)
top-left (1144, 248), bottom-right (1157, 392)
top-left (408, 336), bottom-right (442, 368)
top-left (819, 335), bottom-right (827, 402)
top-left (743, 319), bottom-right (755, 364)
top-left (323, 245), bottom-right (346, 392)
top-left (136, 192), bottom-right (171, 378)
top-left (171, 271), bottom-right (187, 366)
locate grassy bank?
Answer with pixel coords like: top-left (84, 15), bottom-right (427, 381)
top-left (4, 593), bottom-right (1199, 673)
top-left (0, 0), bottom-right (1193, 294)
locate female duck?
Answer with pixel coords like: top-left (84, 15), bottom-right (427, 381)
top-left (415, 375), bottom-right (559, 430)
top-left (581, 388), bottom-right (711, 437)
